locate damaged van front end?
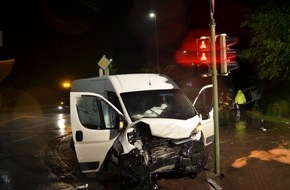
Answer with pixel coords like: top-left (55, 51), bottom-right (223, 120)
top-left (118, 119), bottom-right (207, 187)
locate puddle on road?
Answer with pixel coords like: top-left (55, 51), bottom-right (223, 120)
top-left (57, 113), bottom-right (71, 135)
top-left (234, 120), bottom-right (267, 138)
top-left (231, 148), bottom-right (290, 168)
top-left (235, 121), bottom-right (246, 138)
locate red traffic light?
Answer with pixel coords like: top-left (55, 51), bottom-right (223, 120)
top-left (196, 36), bottom-right (211, 76)
top-left (199, 40), bottom-right (207, 49)
top-left (197, 37), bottom-right (210, 50)
top-left (200, 52), bottom-right (209, 61)
top-left (196, 37), bottom-right (210, 63)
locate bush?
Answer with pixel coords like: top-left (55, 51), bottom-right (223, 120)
top-left (266, 99), bottom-right (290, 117)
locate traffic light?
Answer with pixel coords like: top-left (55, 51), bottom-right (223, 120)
top-left (196, 36), bottom-right (211, 77)
top-left (219, 33), bottom-right (238, 75)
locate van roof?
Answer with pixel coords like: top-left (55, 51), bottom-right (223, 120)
top-left (109, 73), bottom-right (179, 93)
top-left (72, 73), bottom-right (180, 94)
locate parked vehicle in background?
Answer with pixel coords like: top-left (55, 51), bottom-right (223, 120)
top-left (58, 97), bottom-right (70, 111)
top-left (70, 73), bottom-right (214, 189)
top-left (243, 86), bottom-right (261, 105)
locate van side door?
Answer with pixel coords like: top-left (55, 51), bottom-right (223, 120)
top-left (193, 84), bottom-right (214, 146)
top-left (70, 92), bottom-right (123, 173)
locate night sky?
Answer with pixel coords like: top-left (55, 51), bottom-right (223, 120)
top-left (0, 0), bottom-right (249, 92)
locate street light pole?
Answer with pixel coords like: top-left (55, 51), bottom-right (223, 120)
top-left (149, 12), bottom-right (160, 74)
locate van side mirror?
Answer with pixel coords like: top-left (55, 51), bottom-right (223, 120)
top-left (116, 115), bottom-right (128, 130)
top-left (201, 111), bottom-right (210, 120)
top-left (198, 107), bottom-right (210, 120)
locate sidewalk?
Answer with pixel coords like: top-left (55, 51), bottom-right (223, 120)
top-left (58, 117), bottom-right (290, 189)
top-left (203, 118), bottom-right (290, 190)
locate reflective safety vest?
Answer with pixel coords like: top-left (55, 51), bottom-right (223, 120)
top-left (235, 90), bottom-right (246, 105)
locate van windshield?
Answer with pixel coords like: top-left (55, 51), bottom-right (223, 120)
top-left (121, 89), bottom-right (197, 122)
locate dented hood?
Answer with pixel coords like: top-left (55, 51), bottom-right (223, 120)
top-left (130, 116), bottom-right (200, 139)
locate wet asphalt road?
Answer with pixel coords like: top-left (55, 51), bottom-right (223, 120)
top-left (1, 109), bottom-right (290, 189)
top-left (0, 109), bottom-right (73, 190)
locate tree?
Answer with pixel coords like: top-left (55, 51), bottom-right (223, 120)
top-left (239, 1), bottom-right (290, 81)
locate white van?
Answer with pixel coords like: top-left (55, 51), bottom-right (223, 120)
top-left (70, 73), bottom-right (214, 189)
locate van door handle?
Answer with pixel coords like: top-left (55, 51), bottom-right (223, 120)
top-left (75, 130), bottom-right (83, 142)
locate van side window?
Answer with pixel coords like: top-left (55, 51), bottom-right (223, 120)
top-left (76, 96), bottom-right (102, 129)
top-left (76, 95), bottom-right (119, 130)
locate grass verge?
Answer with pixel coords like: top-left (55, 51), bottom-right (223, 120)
top-left (246, 110), bottom-right (290, 125)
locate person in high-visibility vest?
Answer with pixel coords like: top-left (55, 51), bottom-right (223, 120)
top-left (235, 90), bottom-right (247, 120)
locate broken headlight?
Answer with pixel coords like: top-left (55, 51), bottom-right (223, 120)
top-left (190, 123), bottom-right (202, 141)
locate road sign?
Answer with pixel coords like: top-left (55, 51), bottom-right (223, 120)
top-left (98, 55), bottom-right (111, 70)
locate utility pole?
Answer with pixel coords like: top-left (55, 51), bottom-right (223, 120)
top-left (209, 0), bottom-right (220, 176)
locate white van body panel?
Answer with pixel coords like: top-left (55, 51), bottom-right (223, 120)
top-left (193, 84), bottom-right (214, 146)
top-left (200, 108), bottom-right (214, 146)
top-left (70, 92), bottom-right (123, 173)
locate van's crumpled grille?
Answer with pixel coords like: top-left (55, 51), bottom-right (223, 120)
top-left (148, 137), bottom-right (171, 148)
top-left (147, 139), bottom-right (207, 174)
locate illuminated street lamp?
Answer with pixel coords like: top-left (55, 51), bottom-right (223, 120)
top-left (149, 12), bottom-right (160, 74)
top-left (62, 81), bottom-right (71, 89)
